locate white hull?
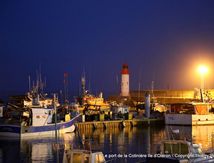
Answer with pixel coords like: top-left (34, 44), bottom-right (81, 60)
top-left (0, 114), bottom-right (81, 139)
top-left (0, 125), bottom-right (75, 138)
top-left (165, 113), bottom-right (214, 125)
top-left (21, 124), bottom-right (76, 138)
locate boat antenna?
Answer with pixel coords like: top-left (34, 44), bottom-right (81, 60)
top-left (137, 69), bottom-right (141, 103)
top-left (138, 82), bottom-right (141, 103)
top-left (54, 93), bottom-right (58, 143)
top-left (39, 65), bottom-right (45, 93)
top-left (39, 65), bottom-right (42, 92)
top-left (81, 71), bottom-right (86, 97)
top-left (32, 80), bottom-right (35, 94)
top-left (36, 70), bottom-right (39, 92)
top-left (64, 72), bottom-right (69, 104)
top-left (28, 75), bottom-right (31, 92)
top-left (44, 77), bottom-right (46, 89)
top-left (88, 79), bottom-right (91, 94)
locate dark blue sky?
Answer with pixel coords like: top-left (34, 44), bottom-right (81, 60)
top-left (1, 0), bottom-right (214, 99)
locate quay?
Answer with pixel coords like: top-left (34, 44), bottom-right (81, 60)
top-left (76, 118), bottom-right (164, 132)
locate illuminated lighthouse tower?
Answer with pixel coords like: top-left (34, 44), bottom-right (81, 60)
top-left (121, 64), bottom-right (130, 97)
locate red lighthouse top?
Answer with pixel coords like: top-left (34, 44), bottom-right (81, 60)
top-left (121, 64), bottom-right (129, 74)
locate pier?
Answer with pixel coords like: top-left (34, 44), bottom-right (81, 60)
top-left (76, 118), bottom-right (164, 132)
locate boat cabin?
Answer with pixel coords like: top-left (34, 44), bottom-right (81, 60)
top-left (63, 149), bottom-right (105, 163)
top-left (31, 108), bottom-right (53, 126)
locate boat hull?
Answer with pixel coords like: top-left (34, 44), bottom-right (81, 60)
top-left (165, 113), bottom-right (214, 125)
top-left (0, 114), bottom-right (81, 139)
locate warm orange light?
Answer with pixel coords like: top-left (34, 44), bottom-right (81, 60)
top-left (198, 65), bottom-right (208, 75)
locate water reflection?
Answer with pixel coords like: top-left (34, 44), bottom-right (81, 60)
top-left (170, 125), bottom-right (214, 153)
top-left (21, 139), bottom-right (59, 162)
top-left (0, 125), bottom-right (213, 162)
top-left (20, 133), bottom-right (75, 163)
top-left (77, 126), bottom-right (165, 162)
top-left (0, 139), bottom-right (20, 163)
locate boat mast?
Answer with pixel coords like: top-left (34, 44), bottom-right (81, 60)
top-left (200, 89), bottom-right (204, 103)
top-left (81, 75), bottom-right (86, 97)
top-left (138, 82), bottom-right (141, 103)
top-left (54, 94), bottom-right (58, 141)
top-left (137, 69), bottom-right (142, 103)
top-left (64, 72), bottom-right (69, 104)
top-left (28, 75), bottom-right (31, 92)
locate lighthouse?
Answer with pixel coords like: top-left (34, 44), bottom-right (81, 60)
top-left (121, 64), bottom-right (130, 97)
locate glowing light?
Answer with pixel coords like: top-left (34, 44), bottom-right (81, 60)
top-left (198, 65), bottom-right (208, 75)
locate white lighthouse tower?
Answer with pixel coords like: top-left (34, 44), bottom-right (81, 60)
top-left (121, 64), bottom-right (130, 97)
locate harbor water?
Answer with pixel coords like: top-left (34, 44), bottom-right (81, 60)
top-left (0, 125), bottom-right (214, 163)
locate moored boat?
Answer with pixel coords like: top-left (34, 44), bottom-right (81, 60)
top-left (0, 114), bottom-right (80, 139)
top-left (0, 73), bottom-right (82, 139)
top-left (165, 102), bottom-right (214, 125)
top-left (0, 95), bottom-right (81, 139)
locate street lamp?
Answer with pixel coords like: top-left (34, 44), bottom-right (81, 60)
top-left (197, 65), bottom-right (208, 90)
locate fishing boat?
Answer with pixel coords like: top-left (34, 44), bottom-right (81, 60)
top-left (76, 76), bottom-right (110, 112)
top-left (0, 72), bottom-right (82, 139)
top-left (165, 102), bottom-right (214, 125)
top-left (0, 110), bottom-right (80, 139)
top-left (82, 93), bottom-right (110, 111)
top-left (0, 115), bottom-right (80, 139)
top-left (0, 95), bottom-right (81, 139)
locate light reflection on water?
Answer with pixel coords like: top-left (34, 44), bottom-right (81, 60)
top-left (0, 125), bottom-right (213, 163)
top-left (169, 125), bottom-right (214, 153)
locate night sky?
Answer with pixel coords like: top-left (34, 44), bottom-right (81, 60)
top-left (1, 1), bottom-right (214, 100)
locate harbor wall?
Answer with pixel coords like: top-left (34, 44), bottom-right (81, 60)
top-left (109, 89), bottom-right (214, 104)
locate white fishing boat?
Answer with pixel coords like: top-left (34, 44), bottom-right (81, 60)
top-left (165, 102), bottom-right (214, 125)
top-left (0, 73), bottom-right (82, 139)
top-left (0, 111), bottom-right (80, 139)
top-left (0, 95), bottom-right (81, 139)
